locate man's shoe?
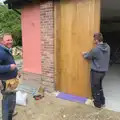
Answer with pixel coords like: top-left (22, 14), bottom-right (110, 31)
top-left (13, 111), bottom-right (18, 117)
top-left (93, 102), bottom-right (102, 109)
top-left (94, 104), bottom-right (102, 109)
top-left (101, 104), bottom-right (105, 108)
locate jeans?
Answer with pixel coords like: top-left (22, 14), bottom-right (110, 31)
top-left (2, 92), bottom-right (16, 120)
top-left (91, 70), bottom-right (105, 108)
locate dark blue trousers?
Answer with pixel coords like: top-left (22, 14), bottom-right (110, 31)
top-left (91, 70), bottom-right (105, 108)
top-left (2, 92), bottom-right (16, 120)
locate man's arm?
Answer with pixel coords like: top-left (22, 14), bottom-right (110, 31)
top-left (0, 64), bottom-right (11, 73)
top-left (82, 49), bottom-right (96, 60)
top-left (0, 52), bottom-right (17, 73)
top-left (0, 64), bottom-right (17, 73)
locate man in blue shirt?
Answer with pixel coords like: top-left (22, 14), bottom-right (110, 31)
top-left (0, 33), bottom-right (18, 120)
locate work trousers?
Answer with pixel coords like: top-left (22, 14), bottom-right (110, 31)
top-left (91, 70), bottom-right (105, 108)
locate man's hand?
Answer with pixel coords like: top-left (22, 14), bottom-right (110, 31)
top-left (18, 72), bottom-right (21, 78)
top-left (82, 52), bottom-right (87, 56)
top-left (10, 64), bottom-right (17, 71)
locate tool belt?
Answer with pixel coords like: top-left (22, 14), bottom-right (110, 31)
top-left (0, 78), bottom-right (19, 93)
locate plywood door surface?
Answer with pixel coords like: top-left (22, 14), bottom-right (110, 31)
top-left (55, 0), bottom-right (100, 97)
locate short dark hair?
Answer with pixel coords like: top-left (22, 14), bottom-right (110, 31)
top-left (94, 32), bottom-right (103, 42)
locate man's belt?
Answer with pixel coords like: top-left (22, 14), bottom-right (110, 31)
top-left (91, 69), bottom-right (105, 73)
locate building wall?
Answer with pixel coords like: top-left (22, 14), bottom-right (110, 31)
top-left (21, 1), bottom-right (55, 92)
top-left (21, 4), bottom-right (42, 74)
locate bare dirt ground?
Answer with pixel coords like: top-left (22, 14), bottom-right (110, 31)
top-left (14, 94), bottom-right (120, 120)
top-left (14, 60), bottom-right (120, 120)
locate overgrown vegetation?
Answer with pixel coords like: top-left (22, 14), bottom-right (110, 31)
top-left (0, 4), bottom-right (22, 46)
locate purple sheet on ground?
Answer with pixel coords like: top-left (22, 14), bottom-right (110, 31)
top-left (56, 92), bottom-right (87, 103)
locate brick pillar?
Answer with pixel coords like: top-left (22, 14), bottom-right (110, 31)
top-left (40, 1), bottom-right (55, 92)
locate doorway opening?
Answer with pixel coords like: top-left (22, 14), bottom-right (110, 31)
top-left (101, 0), bottom-right (120, 112)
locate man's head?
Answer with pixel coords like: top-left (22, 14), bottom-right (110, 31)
top-left (93, 32), bottom-right (103, 44)
top-left (0, 33), bottom-right (13, 48)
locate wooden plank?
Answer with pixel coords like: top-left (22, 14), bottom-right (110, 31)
top-left (54, 1), bottom-right (61, 90)
top-left (94, 0), bottom-right (100, 32)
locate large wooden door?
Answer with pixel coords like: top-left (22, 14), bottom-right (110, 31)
top-left (55, 0), bottom-right (100, 97)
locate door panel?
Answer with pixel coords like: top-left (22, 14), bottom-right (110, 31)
top-left (55, 0), bottom-right (100, 97)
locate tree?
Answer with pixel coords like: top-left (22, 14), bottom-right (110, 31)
top-left (0, 4), bottom-right (22, 46)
